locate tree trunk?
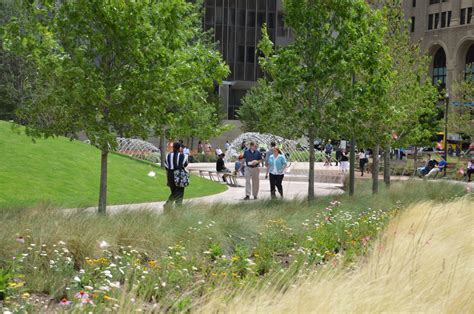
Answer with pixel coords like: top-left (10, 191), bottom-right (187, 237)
top-left (159, 133), bottom-right (166, 169)
top-left (384, 144), bottom-right (390, 187)
top-left (308, 127), bottom-right (316, 202)
top-left (372, 144), bottom-right (380, 194)
top-left (98, 149), bottom-right (108, 214)
top-left (412, 146), bottom-right (418, 177)
top-left (349, 136), bottom-right (355, 196)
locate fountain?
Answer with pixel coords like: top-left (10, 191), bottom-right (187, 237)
top-left (116, 138), bottom-right (161, 163)
top-left (229, 132), bottom-right (313, 162)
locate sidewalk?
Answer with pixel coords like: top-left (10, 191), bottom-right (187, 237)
top-left (72, 175), bottom-right (344, 214)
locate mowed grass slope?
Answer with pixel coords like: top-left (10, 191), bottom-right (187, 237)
top-left (0, 121), bottom-right (226, 208)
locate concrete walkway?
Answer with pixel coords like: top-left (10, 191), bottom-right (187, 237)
top-left (74, 163), bottom-right (345, 214)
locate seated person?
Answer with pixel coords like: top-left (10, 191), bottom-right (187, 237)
top-left (467, 158), bottom-right (474, 182)
top-left (417, 154), bottom-right (438, 177)
top-left (235, 155), bottom-right (244, 176)
top-left (216, 153), bottom-right (230, 182)
top-left (425, 156), bottom-right (447, 178)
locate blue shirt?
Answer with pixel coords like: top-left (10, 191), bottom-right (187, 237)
top-left (244, 149), bottom-right (262, 167)
top-left (268, 154), bottom-right (287, 175)
top-left (438, 160), bottom-right (447, 169)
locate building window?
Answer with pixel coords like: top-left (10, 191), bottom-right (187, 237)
top-left (432, 48), bottom-right (447, 89)
top-left (428, 14), bottom-right (433, 30)
top-left (448, 11), bottom-right (452, 27)
top-left (465, 45), bottom-right (474, 81)
top-left (429, 0), bottom-right (448, 4)
top-left (246, 46), bottom-right (255, 63)
top-left (412, 0), bottom-right (416, 7)
top-left (460, 7), bottom-right (472, 25)
top-left (411, 17), bottom-right (415, 32)
top-left (441, 12), bottom-right (446, 28)
top-left (434, 13), bottom-right (439, 29)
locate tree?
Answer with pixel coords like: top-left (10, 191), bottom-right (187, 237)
top-left (3, 0), bottom-right (228, 213)
top-left (449, 79), bottom-right (474, 143)
top-left (0, 1), bottom-right (35, 121)
top-left (374, 0), bottom-right (438, 186)
top-left (240, 0), bottom-right (388, 201)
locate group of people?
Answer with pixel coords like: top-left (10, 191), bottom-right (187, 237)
top-left (223, 141), bottom-right (288, 200)
top-left (416, 154), bottom-right (448, 178)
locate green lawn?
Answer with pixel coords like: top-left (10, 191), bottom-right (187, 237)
top-left (0, 121), bottom-right (226, 209)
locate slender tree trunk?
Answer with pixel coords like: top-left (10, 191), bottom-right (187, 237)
top-left (98, 149), bottom-right (108, 214)
top-left (349, 136), bottom-right (355, 196)
top-left (159, 133), bottom-right (166, 169)
top-left (412, 146), bottom-right (418, 177)
top-left (372, 144), bottom-right (380, 194)
top-left (308, 127), bottom-right (316, 202)
top-left (384, 144), bottom-right (390, 187)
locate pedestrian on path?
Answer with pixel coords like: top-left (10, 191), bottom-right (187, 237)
top-left (466, 158), bottom-right (474, 182)
top-left (340, 150), bottom-right (349, 173)
top-left (265, 147), bottom-right (287, 199)
top-left (324, 140), bottom-right (333, 166)
top-left (243, 142), bottom-right (263, 200)
top-left (164, 142), bottom-right (189, 210)
top-left (359, 149), bottom-right (368, 176)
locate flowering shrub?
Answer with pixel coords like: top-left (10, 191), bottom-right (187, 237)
top-left (0, 198), bottom-right (402, 313)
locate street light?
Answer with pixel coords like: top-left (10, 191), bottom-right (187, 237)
top-left (444, 91), bottom-right (449, 176)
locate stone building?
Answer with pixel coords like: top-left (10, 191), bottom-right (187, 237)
top-left (403, 0), bottom-right (474, 91)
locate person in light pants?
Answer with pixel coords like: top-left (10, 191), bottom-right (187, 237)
top-left (243, 142), bottom-right (263, 200)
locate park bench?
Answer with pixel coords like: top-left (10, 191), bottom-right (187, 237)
top-left (210, 170), bottom-right (240, 187)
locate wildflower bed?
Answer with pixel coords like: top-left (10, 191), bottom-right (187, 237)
top-left (0, 181), bottom-right (466, 312)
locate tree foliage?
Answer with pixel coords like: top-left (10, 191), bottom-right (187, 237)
top-left (240, 0), bottom-right (389, 200)
top-left (2, 0), bottom-right (228, 212)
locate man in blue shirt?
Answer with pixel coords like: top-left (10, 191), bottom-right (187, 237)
top-left (243, 142), bottom-right (263, 200)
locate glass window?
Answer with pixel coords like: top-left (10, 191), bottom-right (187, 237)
top-left (432, 48), bottom-right (447, 89)
top-left (237, 9), bottom-right (245, 26)
top-left (237, 46), bottom-right (245, 62)
top-left (257, 0), bottom-right (265, 11)
top-left (216, 7), bottom-right (223, 24)
top-left (247, 11), bottom-right (256, 27)
top-left (468, 7), bottom-right (473, 24)
top-left (267, 13), bottom-right (275, 28)
top-left (429, 0), bottom-right (440, 4)
top-left (246, 46), bottom-right (255, 63)
top-left (441, 12), bottom-right (446, 28)
top-left (434, 13), bottom-right (439, 29)
top-left (412, 0), bottom-right (416, 7)
top-left (411, 17), bottom-right (415, 32)
top-left (257, 12), bottom-right (265, 28)
top-left (461, 8), bottom-right (466, 25)
top-left (247, 0), bottom-right (256, 9)
top-left (237, 0), bottom-right (245, 9)
top-left (448, 11), bottom-right (452, 27)
top-left (428, 14), bottom-right (433, 30)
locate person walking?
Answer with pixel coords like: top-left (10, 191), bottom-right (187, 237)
top-left (243, 142), bottom-right (263, 200)
top-left (335, 146), bottom-right (342, 167)
top-left (265, 142), bottom-right (277, 167)
top-left (358, 149), bottom-right (368, 176)
top-left (324, 140), bottom-right (333, 166)
top-left (340, 150), bottom-right (349, 173)
top-left (466, 158), bottom-right (474, 182)
top-left (164, 142), bottom-right (189, 210)
top-left (265, 147), bottom-right (287, 199)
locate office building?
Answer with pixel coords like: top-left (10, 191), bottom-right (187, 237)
top-left (403, 0), bottom-right (474, 91)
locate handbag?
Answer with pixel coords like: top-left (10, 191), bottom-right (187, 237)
top-left (173, 168), bottom-right (190, 187)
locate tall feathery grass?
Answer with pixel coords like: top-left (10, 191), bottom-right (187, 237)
top-left (197, 196), bottom-right (474, 313)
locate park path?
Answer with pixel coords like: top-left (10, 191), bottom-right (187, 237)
top-left (71, 162), bottom-right (472, 214)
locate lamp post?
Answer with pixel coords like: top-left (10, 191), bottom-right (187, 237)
top-left (444, 92), bottom-right (449, 176)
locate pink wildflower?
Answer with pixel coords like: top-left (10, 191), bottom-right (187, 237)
top-left (16, 236), bottom-right (25, 244)
top-left (59, 298), bottom-right (72, 305)
top-left (75, 291), bottom-right (89, 299)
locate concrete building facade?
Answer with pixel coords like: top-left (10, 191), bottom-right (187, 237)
top-left (403, 0), bottom-right (474, 91)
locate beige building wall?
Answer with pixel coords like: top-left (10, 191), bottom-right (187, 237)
top-left (403, 0), bottom-right (474, 91)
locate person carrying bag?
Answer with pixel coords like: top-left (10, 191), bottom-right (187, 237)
top-left (164, 142), bottom-right (189, 210)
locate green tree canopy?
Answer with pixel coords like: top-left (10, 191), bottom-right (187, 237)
top-left (2, 0), bottom-right (228, 212)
